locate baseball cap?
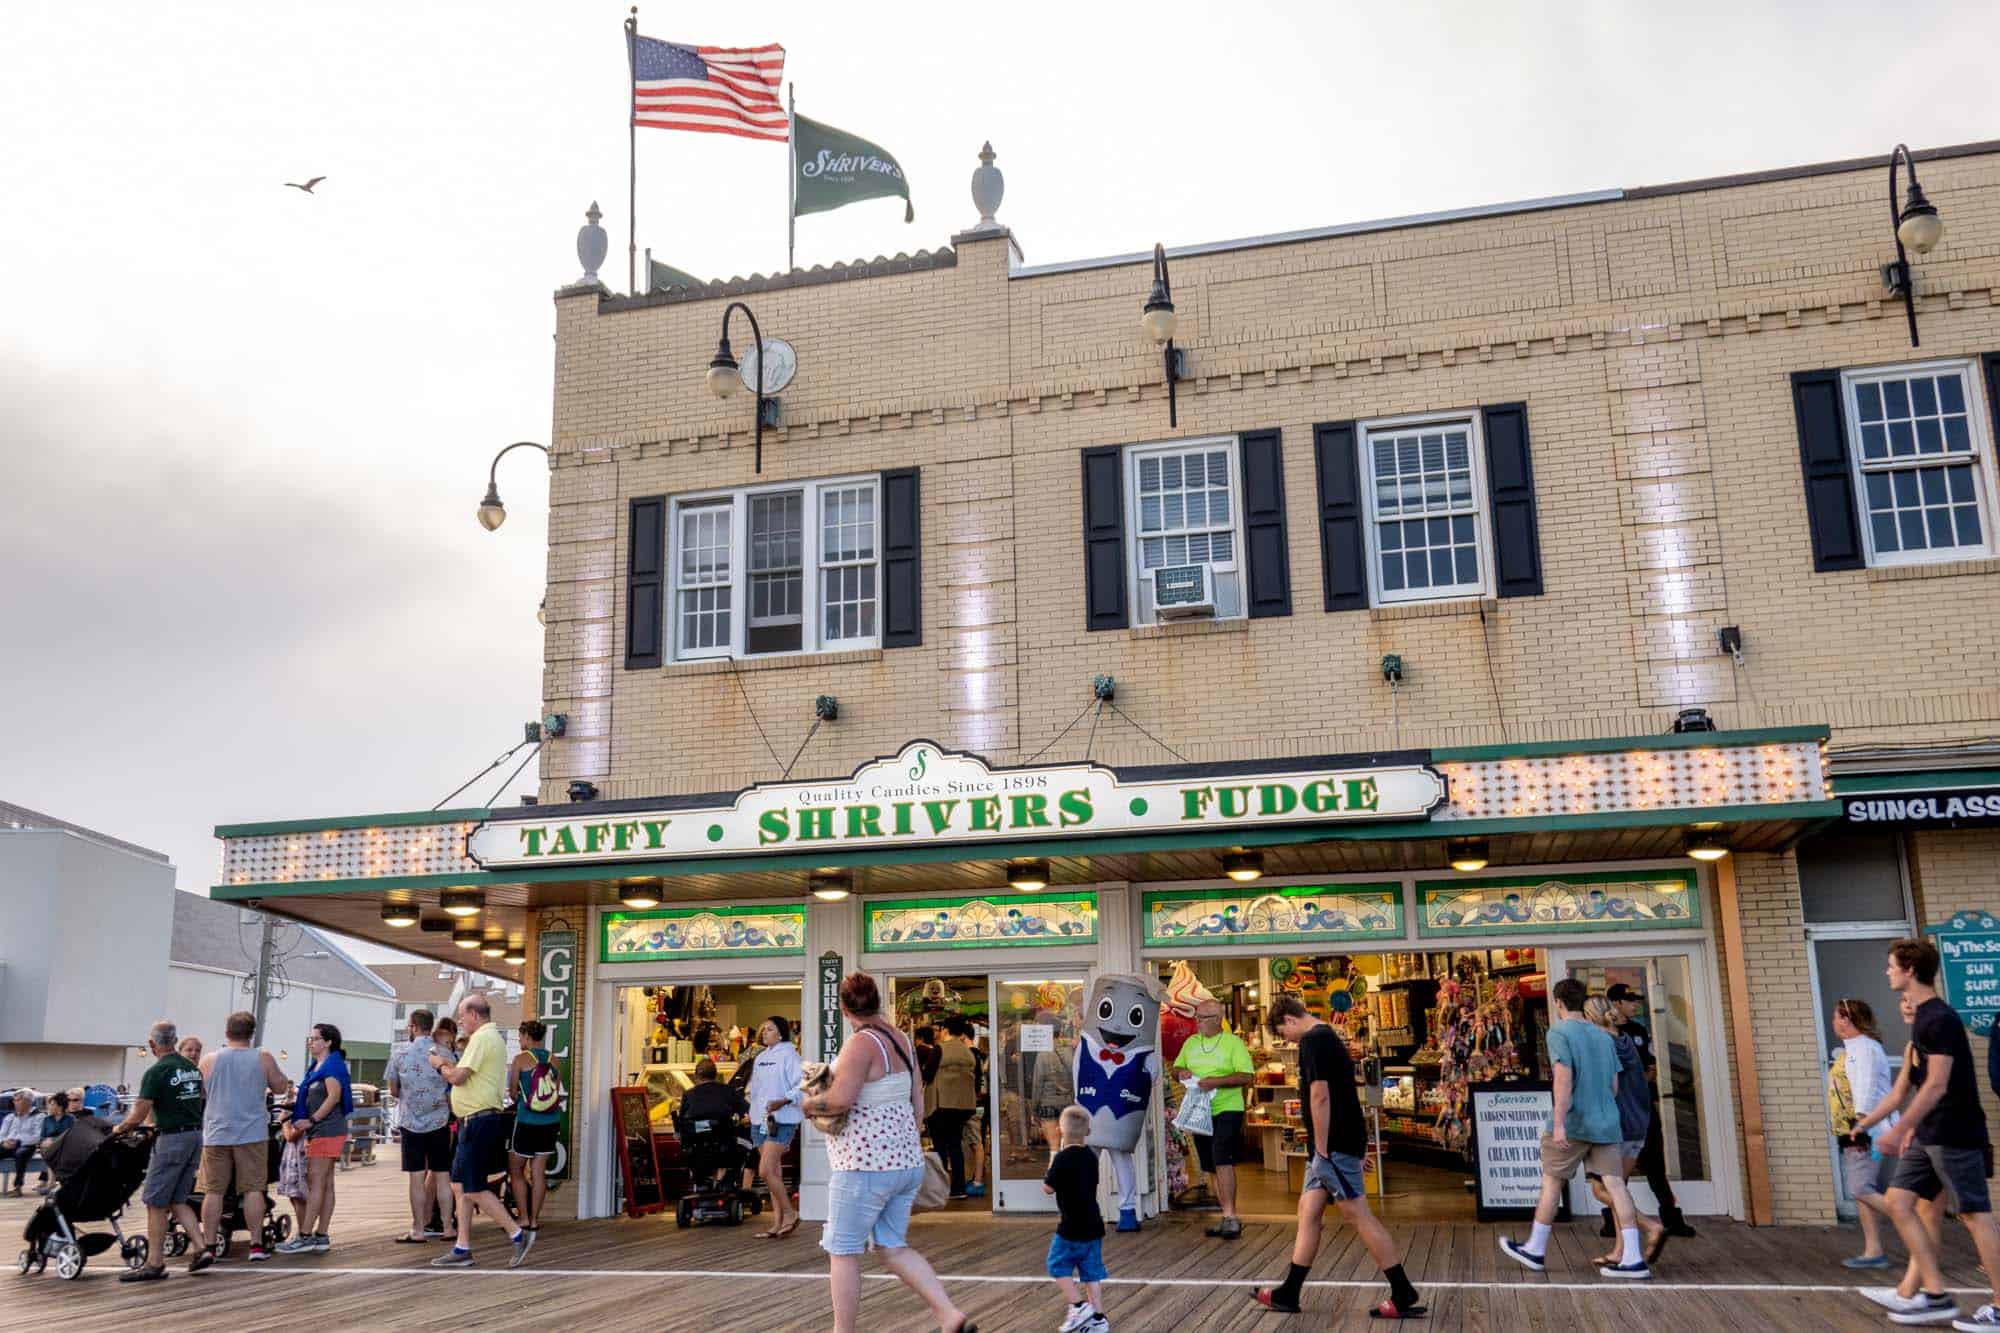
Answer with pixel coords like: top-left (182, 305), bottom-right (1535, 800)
top-left (1605, 983), bottom-right (1639, 1002)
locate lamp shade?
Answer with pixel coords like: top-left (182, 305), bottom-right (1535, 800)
top-left (476, 482), bottom-right (507, 532)
top-left (809, 871), bottom-right (851, 901)
top-left (1447, 837), bottom-right (1490, 872)
top-left (619, 880), bottom-right (663, 910)
top-left (503, 945), bottom-right (528, 965)
top-left (452, 925), bottom-right (483, 949)
top-left (1141, 281), bottom-right (1178, 345)
top-left (706, 341), bottom-right (741, 398)
top-left (440, 889), bottom-right (484, 918)
top-left (479, 933), bottom-right (507, 958)
top-left (1898, 198), bottom-right (1943, 254)
top-left (381, 902), bottom-right (419, 928)
top-left (1222, 850), bottom-right (1264, 882)
top-left (1684, 830), bottom-right (1730, 862)
top-left (1007, 858), bottom-right (1051, 892)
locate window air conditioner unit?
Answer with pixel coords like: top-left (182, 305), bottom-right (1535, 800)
top-left (1153, 564), bottom-right (1215, 620)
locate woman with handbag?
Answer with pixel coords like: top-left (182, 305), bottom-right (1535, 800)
top-left (1829, 997), bottom-right (1895, 1268)
top-left (797, 971), bottom-right (976, 1333)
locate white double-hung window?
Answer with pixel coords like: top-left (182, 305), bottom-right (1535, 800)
top-left (1359, 413), bottom-right (1490, 603)
top-left (671, 475), bottom-right (880, 660)
top-left (1841, 360), bottom-right (1996, 566)
top-left (1125, 437), bottom-right (1245, 622)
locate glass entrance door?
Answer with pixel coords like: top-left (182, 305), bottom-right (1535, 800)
top-left (988, 973), bottom-right (1088, 1212)
top-left (1545, 946), bottom-right (1734, 1216)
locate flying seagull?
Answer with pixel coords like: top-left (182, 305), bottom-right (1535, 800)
top-left (284, 176), bottom-right (326, 193)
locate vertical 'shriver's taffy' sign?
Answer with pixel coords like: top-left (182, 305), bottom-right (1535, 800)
top-left (467, 742), bottom-right (1445, 868)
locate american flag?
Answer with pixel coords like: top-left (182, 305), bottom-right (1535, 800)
top-left (631, 36), bottom-right (787, 143)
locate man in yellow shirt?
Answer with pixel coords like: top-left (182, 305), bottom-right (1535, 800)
top-left (1173, 998), bottom-right (1255, 1238)
top-left (427, 993), bottom-right (532, 1268)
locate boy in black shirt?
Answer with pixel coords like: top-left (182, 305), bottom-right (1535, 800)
top-left (1044, 1105), bottom-right (1109, 1333)
top-left (1871, 937), bottom-right (1998, 1331)
top-left (1253, 995), bottom-right (1423, 1320)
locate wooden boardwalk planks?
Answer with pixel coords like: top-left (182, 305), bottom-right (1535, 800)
top-left (3, 1163), bottom-right (1990, 1331)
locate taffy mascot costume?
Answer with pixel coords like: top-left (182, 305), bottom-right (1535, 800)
top-left (1074, 973), bottom-right (1164, 1231)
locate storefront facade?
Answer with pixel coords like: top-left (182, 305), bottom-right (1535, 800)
top-left (215, 139), bottom-right (2000, 1227)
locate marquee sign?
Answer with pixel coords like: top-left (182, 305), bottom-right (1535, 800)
top-left (467, 742), bottom-right (1446, 870)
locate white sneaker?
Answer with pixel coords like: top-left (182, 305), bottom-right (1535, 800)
top-left (1885, 1290), bottom-right (1960, 1325)
top-left (1863, 1289), bottom-right (1907, 1309)
top-left (1952, 1306), bottom-right (2000, 1332)
top-left (1059, 1304), bottom-right (1096, 1333)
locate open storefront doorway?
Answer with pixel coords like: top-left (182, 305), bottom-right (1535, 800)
top-left (609, 979), bottom-right (804, 1220)
top-left (883, 972), bottom-right (1091, 1213)
top-left (1154, 948), bottom-right (1556, 1223)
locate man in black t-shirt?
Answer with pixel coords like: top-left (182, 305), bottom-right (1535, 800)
top-left (1251, 995), bottom-right (1422, 1320)
top-left (1606, 983), bottom-right (1693, 1238)
top-left (1870, 938), bottom-right (1998, 1329)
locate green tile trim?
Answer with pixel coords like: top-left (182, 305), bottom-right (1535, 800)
top-left (1430, 725), bottom-right (1827, 763)
top-left (1142, 881), bottom-right (1403, 949)
top-left (864, 891), bottom-right (1098, 953)
top-left (214, 808), bottom-right (490, 837)
top-left (601, 904), bottom-right (807, 962)
top-left (1830, 769), bottom-right (2000, 794)
top-left (1416, 868), bottom-right (1702, 938)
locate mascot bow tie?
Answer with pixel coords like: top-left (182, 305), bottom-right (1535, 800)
top-left (1098, 1049), bottom-right (1126, 1065)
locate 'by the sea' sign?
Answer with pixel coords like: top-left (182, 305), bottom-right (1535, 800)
top-left (1928, 911), bottom-right (2000, 1026)
top-left (467, 741), bottom-right (1445, 869)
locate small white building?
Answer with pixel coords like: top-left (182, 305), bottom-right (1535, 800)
top-left (0, 804), bottom-right (174, 1089)
top-left (0, 803), bottom-right (398, 1093)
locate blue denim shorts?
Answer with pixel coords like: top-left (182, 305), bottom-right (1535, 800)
top-left (1046, 1235), bottom-right (1107, 1282)
top-left (821, 1166), bottom-right (924, 1255)
top-left (752, 1121), bottom-right (799, 1149)
top-left (1303, 1151), bottom-right (1365, 1202)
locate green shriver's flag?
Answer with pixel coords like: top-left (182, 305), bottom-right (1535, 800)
top-left (649, 257), bottom-right (701, 293)
top-left (792, 113), bottom-right (914, 223)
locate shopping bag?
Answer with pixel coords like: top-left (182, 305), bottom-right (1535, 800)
top-left (914, 1150), bottom-right (950, 1210)
top-left (1173, 1082), bottom-right (1215, 1137)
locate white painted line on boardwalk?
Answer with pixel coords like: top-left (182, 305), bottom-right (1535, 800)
top-left (207, 1267), bottom-right (1995, 1296)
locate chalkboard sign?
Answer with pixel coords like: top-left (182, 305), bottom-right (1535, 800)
top-left (611, 1086), bottom-right (666, 1217)
top-left (1468, 1081), bottom-right (1569, 1222)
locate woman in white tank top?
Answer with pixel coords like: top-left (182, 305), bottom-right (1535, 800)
top-left (797, 971), bottom-right (975, 1333)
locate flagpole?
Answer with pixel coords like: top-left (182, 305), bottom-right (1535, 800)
top-left (625, 6), bottom-right (638, 295)
top-left (786, 84), bottom-right (796, 273)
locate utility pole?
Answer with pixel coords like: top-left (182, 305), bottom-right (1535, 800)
top-left (250, 911), bottom-right (276, 1038)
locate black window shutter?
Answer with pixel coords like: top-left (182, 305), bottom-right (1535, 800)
top-left (1983, 353), bottom-right (2000, 471)
top-left (1081, 446), bottom-right (1129, 631)
top-left (626, 495), bottom-right (665, 668)
top-left (1312, 422), bottom-right (1368, 611)
top-left (880, 467), bottom-right (922, 648)
top-left (1480, 402), bottom-right (1545, 598)
top-left (1790, 368), bottom-right (1864, 571)
top-left (1238, 428), bottom-right (1292, 618)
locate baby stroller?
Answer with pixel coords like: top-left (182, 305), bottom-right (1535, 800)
top-left (167, 1108), bottom-right (290, 1258)
top-left (672, 1108), bottom-right (758, 1229)
top-left (17, 1123), bottom-right (152, 1280)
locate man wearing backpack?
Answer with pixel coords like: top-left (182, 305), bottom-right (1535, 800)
top-left (507, 1019), bottom-right (565, 1233)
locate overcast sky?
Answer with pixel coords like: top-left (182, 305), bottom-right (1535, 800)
top-left (4, 2), bottom-right (1995, 960)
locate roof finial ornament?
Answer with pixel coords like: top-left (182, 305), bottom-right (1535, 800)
top-left (970, 141), bottom-right (1003, 230)
top-left (577, 201), bottom-right (608, 285)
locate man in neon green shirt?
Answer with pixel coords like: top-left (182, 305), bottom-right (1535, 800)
top-left (427, 993), bottom-right (531, 1268)
top-left (1173, 998), bottom-right (1255, 1238)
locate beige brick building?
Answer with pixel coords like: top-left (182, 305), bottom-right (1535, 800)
top-left (217, 139), bottom-right (2000, 1231)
